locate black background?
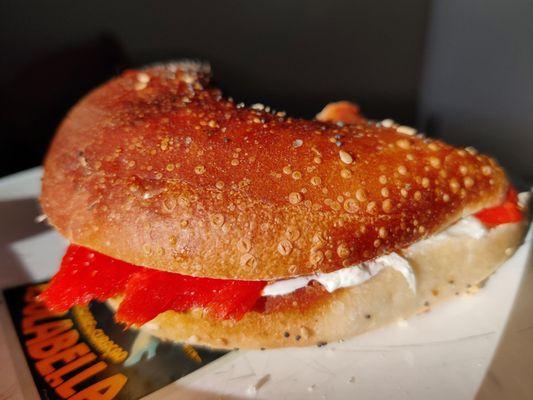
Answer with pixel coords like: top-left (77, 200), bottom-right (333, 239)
top-left (1, 1), bottom-right (532, 182)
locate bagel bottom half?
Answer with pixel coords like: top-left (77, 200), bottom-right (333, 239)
top-left (107, 220), bottom-right (526, 349)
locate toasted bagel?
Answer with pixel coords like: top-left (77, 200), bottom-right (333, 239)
top-left (107, 219), bottom-right (526, 349)
top-left (41, 62), bottom-right (508, 280)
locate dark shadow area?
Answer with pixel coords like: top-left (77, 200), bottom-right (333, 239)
top-left (0, 198), bottom-right (50, 288)
top-left (0, 34), bottom-right (128, 176)
top-left (0, 0), bottom-right (430, 177)
top-left (418, 0), bottom-right (533, 182)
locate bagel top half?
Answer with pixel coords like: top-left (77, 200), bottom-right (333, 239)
top-left (41, 62), bottom-right (508, 280)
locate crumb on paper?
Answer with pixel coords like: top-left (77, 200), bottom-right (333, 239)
top-left (246, 374), bottom-right (270, 397)
top-left (307, 384), bottom-right (316, 392)
top-left (348, 376), bottom-right (356, 383)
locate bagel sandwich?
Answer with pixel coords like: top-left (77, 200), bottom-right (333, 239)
top-left (39, 62), bottom-right (529, 349)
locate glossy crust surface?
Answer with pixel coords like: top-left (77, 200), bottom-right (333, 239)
top-left (42, 62), bottom-right (508, 280)
top-left (108, 219), bottom-right (527, 349)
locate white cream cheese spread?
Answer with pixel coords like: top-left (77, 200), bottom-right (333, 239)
top-left (406, 216), bottom-right (487, 254)
top-left (262, 252), bottom-right (415, 297)
top-left (262, 215), bottom-right (495, 297)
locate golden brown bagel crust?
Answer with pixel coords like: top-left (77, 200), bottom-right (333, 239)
top-left (107, 219), bottom-right (527, 349)
top-left (41, 62), bottom-right (509, 280)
